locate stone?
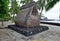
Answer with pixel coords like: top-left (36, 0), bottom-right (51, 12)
top-left (0, 30), bottom-right (14, 41)
top-left (14, 1), bottom-right (40, 27)
top-left (8, 25), bottom-right (49, 36)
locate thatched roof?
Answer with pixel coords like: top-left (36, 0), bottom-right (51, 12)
top-left (20, 1), bottom-right (37, 10)
top-left (15, 1), bottom-right (40, 27)
top-left (19, 1), bottom-right (38, 24)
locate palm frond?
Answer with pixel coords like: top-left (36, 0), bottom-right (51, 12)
top-left (45, 0), bottom-right (60, 11)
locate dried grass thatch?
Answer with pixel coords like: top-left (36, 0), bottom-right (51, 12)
top-left (14, 1), bottom-right (40, 27)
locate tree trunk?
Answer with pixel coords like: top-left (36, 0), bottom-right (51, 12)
top-left (11, 13), bottom-right (15, 23)
top-left (39, 7), bottom-right (43, 26)
top-left (40, 7), bottom-right (43, 20)
top-left (13, 14), bottom-right (15, 21)
top-left (1, 20), bottom-right (4, 26)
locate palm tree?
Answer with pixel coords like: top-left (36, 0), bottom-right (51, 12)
top-left (37, 0), bottom-right (46, 19)
top-left (37, 0), bottom-right (60, 19)
top-left (46, 0), bottom-right (60, 11)
top-left (9, 0), bottom-right (19, 21)
top-left (0, 0), bottom-right (10, 26)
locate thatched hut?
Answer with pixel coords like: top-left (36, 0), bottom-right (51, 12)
top-left (14, 1), bottom-right (40, 27)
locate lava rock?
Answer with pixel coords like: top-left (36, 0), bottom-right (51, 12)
top-left (8, 25), bottom-right (49, 36)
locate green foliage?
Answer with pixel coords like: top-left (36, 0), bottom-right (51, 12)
top-left (37, 0), bottom-right (60, 11)
top-left (0, 0), bottom-right (10, 21)
top-left (20, 0), bottom-right (60, 11)
top-left (0, 14), bottom-right (11, 21)
top-left (45, 0), bottom-right (59, 11)
top-left (37, 0), bottom-right (45, 10)
top-left (0, 0), bottom-right (9, 14)
top-left (20, 0), bottom-right (33, 5)
top-left (10, 0), bottom-right (19, 14)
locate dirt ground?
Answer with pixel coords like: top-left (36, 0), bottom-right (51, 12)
top-left (0, 21), bottom-right (60, 41)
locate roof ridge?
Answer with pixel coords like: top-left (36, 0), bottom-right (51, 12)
top-left (20, 1), bottom-right (36, 10)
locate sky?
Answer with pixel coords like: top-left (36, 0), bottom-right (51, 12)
top-left (43, 1), bottom-right (60, 19)
top-left (15, 0), bottom-right (60, 20)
